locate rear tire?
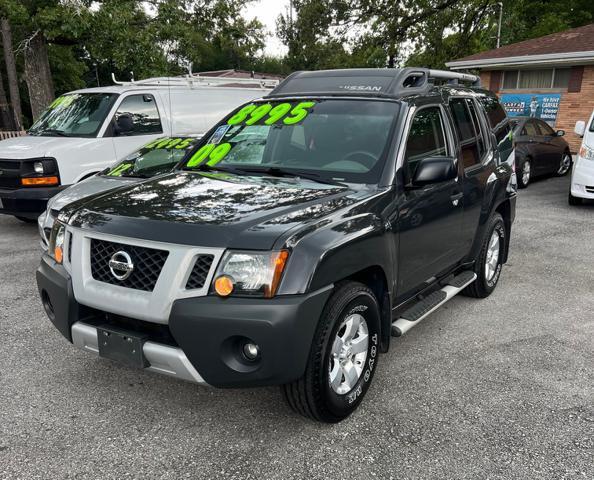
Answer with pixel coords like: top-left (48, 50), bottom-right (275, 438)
top-left (517, 159), bottom-right (531, 189)
top-left (14, 216), bottom-right (36, 224)
top-left (282, 281), bottom-right (380, 423)
top-left (463, 213), bottom-right (505, 298)
top-left (568, 191), bottom-right (583, 206)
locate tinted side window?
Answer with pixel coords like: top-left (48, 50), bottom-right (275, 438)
top-left (404, 107), bottom-right (448, 181)
top-left (537, 120), bottom-right (555, 136)
top-left (466, 99), bottom-right (485, 158)
top-left (114, 94), bottom-right (162, 135)
top-left (450, 98), bottom-right (481, 169)
top-left (522, 121), bottom-right (539, 137)
top-left (478, 95), bottom-right (513, 163)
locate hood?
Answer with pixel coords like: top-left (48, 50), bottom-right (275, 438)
top-left (68, 171), bottom-right (374, 250)
top-left (48, 175), bottom-right (137, 212)
top-left (0, 135), bottom-right (97, 159)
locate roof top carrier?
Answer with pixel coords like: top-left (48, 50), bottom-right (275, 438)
top-left (266, 68), bottom-right (480, 98)
top-left (111, 70), bottom-right (279, 89)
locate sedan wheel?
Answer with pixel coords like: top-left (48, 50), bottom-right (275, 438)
top-left (518, 160), bottom-right (531, 188)
top-left (557, 153), bottom-right (572, 176)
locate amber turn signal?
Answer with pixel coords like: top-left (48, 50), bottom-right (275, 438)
top-left (265, 250), bottom-right (290, 298)
top-left (214, 275), bottom-right (235, 297)
top-left (54, 245), bottom-right (63, 264)
top-left (21, 176), bottom-right (59, 186)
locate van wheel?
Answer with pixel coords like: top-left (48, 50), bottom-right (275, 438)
top-left (463, 213), bottom-right (505, 298)
top-left (14, 216), bottom-right (36, 224)
top-left (282, 281), bottom-right (380, 423)
top-left (568, 191), bottom-right (583, 206)
top-left (517, 159), bottom-right (531, 188)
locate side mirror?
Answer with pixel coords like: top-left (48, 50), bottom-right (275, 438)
top-left (574, 121), bottom-right (586, 137)
top-left (556, 130), bottom-right (565, 137)
top-left (411, 156), bottom-right (457, 187)
top-left (114, 114), bottom-right (134, 135)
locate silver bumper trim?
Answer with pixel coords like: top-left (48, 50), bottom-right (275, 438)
top-left (71, 321), bottom-right (208, 385)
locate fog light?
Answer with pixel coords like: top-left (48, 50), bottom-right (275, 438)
top-left (242, 342), bottom-right (260, 361)
top-left (33, 161), bottom-right (44, 174)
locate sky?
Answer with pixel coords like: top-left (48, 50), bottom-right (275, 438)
top-left (242, 0), bottom-right (290, 57)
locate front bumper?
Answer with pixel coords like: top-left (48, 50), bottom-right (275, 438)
top-left (0, 185), bottom-right (64, 219)
top-left (571, 157), bottom-right (594, 199)
top-left (36, 255), bottom-right (333, 388)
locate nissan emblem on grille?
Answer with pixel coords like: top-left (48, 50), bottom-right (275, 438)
top-left (108, 251), bottom-right (134, 280)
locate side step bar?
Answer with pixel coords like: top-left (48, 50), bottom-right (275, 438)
top-left (391, 271), bottom-right (477, 337)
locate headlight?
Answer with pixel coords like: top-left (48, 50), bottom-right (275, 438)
top-left (579, 144), bottom-right (594, 161)
top-left (48, 221), bottom-right (66, 263)
top-left (33, 161), bottom-right (44, 174)
top-left (212, 250), bottom-right (289, 298)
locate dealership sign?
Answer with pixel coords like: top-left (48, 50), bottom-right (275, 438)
top-left (500, 93), bottom-right (562, 125)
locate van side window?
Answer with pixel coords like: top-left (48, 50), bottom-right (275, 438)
top-left (450, 98), bottom-right (482, 169)
top-left (114, 94), bottom-right (162, 135)
top-left (404, 107), bottom-right (448, 182)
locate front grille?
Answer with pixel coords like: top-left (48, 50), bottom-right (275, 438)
top-left (90, 239), bottom-right (169, 292)
top-left (586, 186), bottom-right (594, 194)
top-left (0, 159), bottom-right (22, 189)
top-left (185, 255), bottom-right (214, 289)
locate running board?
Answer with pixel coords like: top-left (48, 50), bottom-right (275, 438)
top-left (391, 271), bottom-right (477, 337)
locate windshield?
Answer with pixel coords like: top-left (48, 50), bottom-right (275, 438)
top-left (182, 99), bottom-right (399, 184)
top-left (104, 137), bottom-right (199, 178)
top-left (29, 93), bottom-right (117, 138)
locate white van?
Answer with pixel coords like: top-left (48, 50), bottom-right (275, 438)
top-left (0, 74), bottom-right (277, 221)
top-left (570, 111), bottom-right (594, 205)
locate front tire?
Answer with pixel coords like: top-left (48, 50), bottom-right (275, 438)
top-left (568, 191), bottom-right (583, 206)
top-left (517, 159), bottom-right (531, 188)
top-left (463, 213), bottom-right (505, 298)
top-left (282, 281), bottom-right (380, 423)
top-left (556, 152), bottom-right (572, 176)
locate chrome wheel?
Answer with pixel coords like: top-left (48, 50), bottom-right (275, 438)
top-left (329, 313), bottom-right (369, 395)
top-left (557, 153), bottom-right (572, 175)
top-left (485, 230), bottom-right (500, 282)
top-left (522, 161), bottom-right (531, 185)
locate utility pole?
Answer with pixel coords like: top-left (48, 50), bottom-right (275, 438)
top-left (496, 2), bottom-right (503, 48)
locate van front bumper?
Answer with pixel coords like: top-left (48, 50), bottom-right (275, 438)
top-left (0, 185), bottom-right (64, 219)
top-left (36, 255), bottom-right (333, 388)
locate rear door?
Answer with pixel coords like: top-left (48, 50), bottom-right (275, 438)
top-left (448, 97), bottom-right (493, 253)
top-left (396, 105), bottom-right (465, 296)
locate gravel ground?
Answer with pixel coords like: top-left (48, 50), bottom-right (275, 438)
top-left (0, 175), bottom-right (593, 480)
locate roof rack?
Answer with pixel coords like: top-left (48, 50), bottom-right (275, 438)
top-left (267, 67), bottom-right (480, 98)
top-left (111, 71), bottom-right (279, 89)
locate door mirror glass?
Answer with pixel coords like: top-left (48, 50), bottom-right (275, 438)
top-left (574, 121), bottom-right (585, 137)
top-left (556, 129), bottom-right (565, 137)
top-left (411, 156), bottom-right (457, 187)
top-left (114, 114), bottom-right (134, 135)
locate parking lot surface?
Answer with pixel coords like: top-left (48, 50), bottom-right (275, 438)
top-left (0, 175), bottom-right (593, 480)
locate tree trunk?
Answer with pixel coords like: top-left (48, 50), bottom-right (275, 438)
top-left (0, 18), bottom-right (22, 130)
top-left (24, 32), bottom-right (55, 121)
top-left (0, 61), bottom-right (15, 129)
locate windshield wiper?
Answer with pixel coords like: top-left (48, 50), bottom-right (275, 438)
top-left (240, 167), bottom-right (346, 187)
top-left (188, 163), bottom-right (251, 176)
top-left (37, 128), bottom-right (71, 137)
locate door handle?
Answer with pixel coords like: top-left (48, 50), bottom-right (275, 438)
top-left (450, 192), bottom-right (463, 206)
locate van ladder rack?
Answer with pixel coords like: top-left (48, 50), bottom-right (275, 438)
top-left (111, 73), bottom-right (279, 89)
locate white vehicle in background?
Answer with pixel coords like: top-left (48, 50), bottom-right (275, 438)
top-left (0, 74), bottom-right (277, 222)
top-left (38, 135), bottom-right (202, 249)
top-left (571, 111), bottom-right (594, 205)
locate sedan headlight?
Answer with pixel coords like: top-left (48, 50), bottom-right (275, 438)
top-left (48, 221), bottom-right (66, 263)
top-left (579, 144), bottom-right (594, 161)
top-left (212, 250), bottom-right (289, 298)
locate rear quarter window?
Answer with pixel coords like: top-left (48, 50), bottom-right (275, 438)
top-left (478, 95), bottom-right (513, 164)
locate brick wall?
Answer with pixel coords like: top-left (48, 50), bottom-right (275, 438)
top-left (480, 65), bottom-right (594, 152)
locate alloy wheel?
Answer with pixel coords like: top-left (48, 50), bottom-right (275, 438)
top-left (557, 154), bottom-right (572, 175)
top-left (485, 230), bottom-right (500, 282)
top-left (328, 313), bottom-right (369, 395)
